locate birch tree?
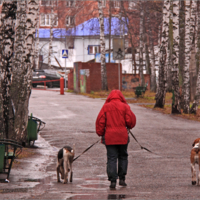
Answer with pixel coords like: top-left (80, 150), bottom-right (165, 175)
top-left (98, 0), bottom-right (107, 90)
top-left (154, 0), bottom-right (170, 108)
top-left (48, 5), bottom-right (54, 69)
top-left (167, 0), bottom-right (173, 92)
top-left (0, 2), bottom-right (17, 139)
top-left (11, 0), bottom-right (39, 142)
top-left (10, 0), bottom-right (27, 141)
top-left (139, 1), bottom-right (145, 86)
top-left (35, 3), bottom-right (40, 69)
top-left (190, 1), bottom-right (200, 114)
top-left (183, 0), bottom-right (196, 114)
top-left (149, 27), bottom-right (156, 92)
top-left (179, 0), bottom-right (185, 108)
top-left (171, 0), bottom-right (181, 114)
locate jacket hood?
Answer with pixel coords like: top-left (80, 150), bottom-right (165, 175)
top-left (105, 90), bottom-right (127, 104)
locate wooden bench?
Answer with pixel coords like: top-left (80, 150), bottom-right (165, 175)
top-left (0, 139), bottom-right (23, 182)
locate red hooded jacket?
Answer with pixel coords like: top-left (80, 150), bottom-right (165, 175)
top-left (96, 90), bottom-right (136, 145)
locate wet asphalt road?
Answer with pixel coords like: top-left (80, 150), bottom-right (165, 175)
top-left (1, 89), bottom-right (200, 199)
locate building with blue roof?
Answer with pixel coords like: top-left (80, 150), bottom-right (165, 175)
top-left (38, 17), bottom-right (128, 69)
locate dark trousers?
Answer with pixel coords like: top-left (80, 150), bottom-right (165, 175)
top-left (106, 144), bottom-right (128, 182)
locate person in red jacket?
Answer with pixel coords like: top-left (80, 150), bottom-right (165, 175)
top-left (96, 90), bottom-right (136, 189)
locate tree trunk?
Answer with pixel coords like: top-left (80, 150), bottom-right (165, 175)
top-left (179, 0), bottom-right (185, 109)
top-left (154, 0), bottom-right (170, 108)
top-left (139, 1), bottom-right (145, 86)
top-left (14, 0), bottom-right (39, 142)
top-left (171, 0), bottom-right (181, 114)
top-left (149, 28), bottom-right (156, 92)
top-left (183, 0), bottom-right (195, 113)
top-left (0, 2), bottom-right (17, 139)
top-left (10, 0), bottom-right (28, 141)
top-left (167, 0), bottom-right (173, 92)
top-left (48, 5), bottom-right (54, 69)
top-left (35, 4), bottom-right (40, 69)
top-left (190, 1), bottom-right (200, 114)
top-left (98, 0), bottom-right (107, 90)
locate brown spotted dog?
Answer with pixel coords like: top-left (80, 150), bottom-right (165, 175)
top-left (57, 145), bottom-right (75, 184)
top-left (191, 138), bottom-right (200, 185)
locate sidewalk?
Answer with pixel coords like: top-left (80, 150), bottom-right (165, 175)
top-left (0, 134), bottom-right (57, 199)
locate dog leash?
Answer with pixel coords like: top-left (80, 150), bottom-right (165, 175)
top-left (128, 129), bottom-right (158, 155)
top-left (73, 139), bottom-right (100, 162)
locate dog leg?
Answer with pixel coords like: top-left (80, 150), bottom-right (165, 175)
top-left (69, 161), bottom-right (73, 182)
top-left (191, 163), bottom-right (197, 185)
top-left (63, 156), bottom-right (69, 184)
top-left (57, 161), bottom-right (61, 183)
top-left (60, 165), bottom-right (64, 179)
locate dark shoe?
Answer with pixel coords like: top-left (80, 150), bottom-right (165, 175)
top-left (119, 180), bottom-right (127, 186)
top-left (110, 181), bottom-right (116, 189)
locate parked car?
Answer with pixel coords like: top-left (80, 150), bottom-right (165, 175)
top-left (32, 69), bottom-right (64, 88)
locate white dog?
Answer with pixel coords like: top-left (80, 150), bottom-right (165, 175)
top-left (191, 138), bottom-right (200, 185)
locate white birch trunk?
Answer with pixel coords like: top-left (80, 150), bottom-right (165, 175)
top-left (149, 29), bottom-right (156, 92)
top-left (11, 0), bottom-right (28, 141)
top-left (0, 2), bottom-right (17, 139)
top-left (183, 0), bottom-right (196, 113)
top-left (48, 5), bottom-right (54, 69)
top-left (179, 0), bottom-right (185, 109)
top-left (154, 0), bottom-right (170, 108)
top-left (171, 0), bottom-right (181, 114)
top-left (98, 0), bottom-right (107, 90)
top-left (17, 0), bottom-right (39, 142)
top-left (190, 1), bottom-right (200, 114)
top-left (139, 1), bottom-right (144, 86)
top-left (167, 0), bottom-right (173, 92)
top-left (35, 4), bottom-right (40, 69)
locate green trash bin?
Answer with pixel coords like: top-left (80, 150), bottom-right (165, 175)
top-left (27, 115), bottom-right (38, 145)
top-left (0, 144), bottom-right (5, 172)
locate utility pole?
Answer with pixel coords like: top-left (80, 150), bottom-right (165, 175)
top-left (109, 0), bottom-right (111, 63)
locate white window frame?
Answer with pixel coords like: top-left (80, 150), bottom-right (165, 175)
top-left (66, 0), bottom-right (75, 7)
top-left (88, 45), bottom-right (101, 55)
top-left (102, 0), bottom-right (106, 7)
top-left (129, 1), bottom-right (136, 9)
top-left (66, 16), bottom-right (75, 27)
top-left (40, 14), bottom-right (58, 27)
top-left (41, 0), bottom-right (58, 6)
top-left (113, 0), bottom-right (120, 8)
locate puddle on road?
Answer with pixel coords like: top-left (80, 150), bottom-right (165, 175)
top-left (0, 188), bottom-right (28, 193)
top-left (67, 194), bottom-right (135, 199)
top-left (22, 176), bottom-right (52, 184)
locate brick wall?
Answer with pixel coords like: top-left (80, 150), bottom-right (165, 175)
top-left (68, 63), bottom-right (150, 92)
top-left (68, 62), bottom-right (122, 93)
top-left (68, 69), bottom-right (74, 90)
top-left (122, 74), bottom-right (150, 90)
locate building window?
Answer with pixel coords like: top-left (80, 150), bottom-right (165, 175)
top-left (102, 0), bottom-right (106, 7)
top-left (113, 0), bottom-right (120, 8)
top-left (66, 0), bottom-right (75, 7)
top-left (98, 0), bottom-right (106, 7)
top-left (66, 16), bottom-right (75, 26)
top-left (88, 45), bottom-right (101, 55)
top-left (40, 14), bottom-right (58, 26)
top-left (129, 1), bottom-right (136, 9)
top-left (41, 0), bottom-right (58, 6)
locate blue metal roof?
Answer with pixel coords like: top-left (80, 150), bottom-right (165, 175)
top-left (38, 17), bottom-right (128, 38)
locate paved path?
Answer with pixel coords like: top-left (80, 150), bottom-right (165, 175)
top-left (1, 89), bottom-right (200, 199)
